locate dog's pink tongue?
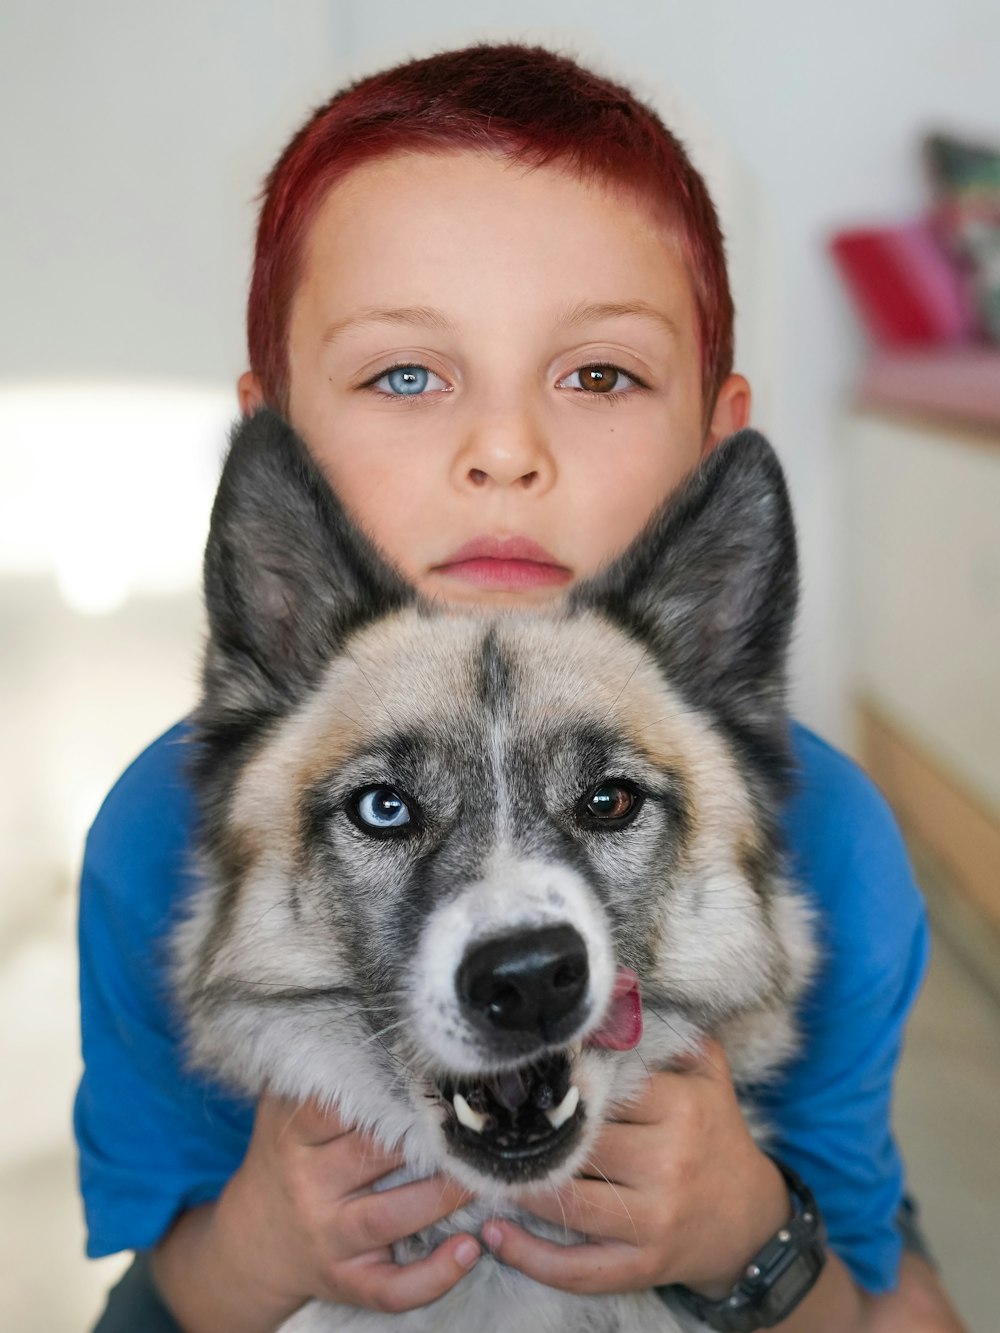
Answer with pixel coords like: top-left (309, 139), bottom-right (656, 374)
top-left (587, 968), bottom-right (643, 1050)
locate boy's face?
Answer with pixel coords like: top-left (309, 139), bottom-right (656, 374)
top-left (240, 150), bottom-right (749, 609)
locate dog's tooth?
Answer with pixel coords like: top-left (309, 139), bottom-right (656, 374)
top-left (453, 1092), bottom-right (487, 1134)
top-left (544, 1084), bottom-right (579, 1130)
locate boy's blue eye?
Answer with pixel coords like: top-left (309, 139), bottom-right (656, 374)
top-left (371, 364), bottom-right (447, 396)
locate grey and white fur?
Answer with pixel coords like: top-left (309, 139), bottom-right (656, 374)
top-left (171, 409), bottom-right (816, 1332)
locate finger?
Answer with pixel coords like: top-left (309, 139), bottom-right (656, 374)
top-left (515, 1179), bottom-right (644, 1244)
top-left (342, 1175), bottom-right (475, 1254)
top-left (349, 1234), bottom-right (481, 1314)
top-left (481, 1219), bottom-right (642, 1294)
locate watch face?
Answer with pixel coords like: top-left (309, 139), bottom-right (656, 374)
top-left (768, 1262), bottom-right (811, 1311)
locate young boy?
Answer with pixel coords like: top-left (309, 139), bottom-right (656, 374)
top-left (76, 41), bottom-right (966, 1333)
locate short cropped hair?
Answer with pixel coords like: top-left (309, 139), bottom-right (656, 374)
top-left (247, 42), bottom-right (734, 419)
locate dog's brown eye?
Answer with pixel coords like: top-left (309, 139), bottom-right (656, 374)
top-left (580, 781), bottom-right (642, 825)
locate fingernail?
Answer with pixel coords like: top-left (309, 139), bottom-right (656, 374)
top-left (482, 1223), bottom-right (502, 1250)
top-left (456, 1239), bottom-right (480, 1268)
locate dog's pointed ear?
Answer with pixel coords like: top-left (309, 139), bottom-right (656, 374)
top-left (201, 408), bottom-right (415, 719)
top-left (568, 430), bottom-right (798, 736)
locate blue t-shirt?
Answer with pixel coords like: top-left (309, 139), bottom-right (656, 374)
top-left (73, 717), bottom-right (928, 1294)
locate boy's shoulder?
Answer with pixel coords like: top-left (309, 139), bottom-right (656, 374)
top-left (84, 718), bottom-right (197, 929)
top-left (785, 720), bottom-right (925, 972)
top-left (788, 720), bottom-right (896, 831)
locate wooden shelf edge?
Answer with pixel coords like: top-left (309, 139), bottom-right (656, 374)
top-left (855, 700), bottom-right (1000, 940)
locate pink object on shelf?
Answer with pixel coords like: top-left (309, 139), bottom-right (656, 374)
top-left (858, 347), bottom-right (1000, 429)
top-left (830, 221), bottom-right (978, 347)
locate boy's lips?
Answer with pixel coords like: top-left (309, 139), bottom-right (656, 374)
top-left (434, 535), bottom-right (572, 589)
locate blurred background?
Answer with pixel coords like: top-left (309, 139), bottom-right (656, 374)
top-left (1, 3), bottom-right (998, 1329)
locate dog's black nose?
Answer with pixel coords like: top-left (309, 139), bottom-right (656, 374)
top-left (457, 925), bottom-right (589, 1040)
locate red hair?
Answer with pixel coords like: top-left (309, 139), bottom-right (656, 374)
top-left (247, 42), bottom-right (734, 419)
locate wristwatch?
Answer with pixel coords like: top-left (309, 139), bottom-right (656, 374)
top-left (659, 1156), bottom-right (827, 1331)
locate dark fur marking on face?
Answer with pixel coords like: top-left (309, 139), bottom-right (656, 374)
top-left (546, 721), bottom-right (693, 842)
top-left (189, 825), bottom-right (261, 999)
top-left (737, 837), bottom-right (779, 907)
top-left (191, 980), bottom-right (360, 1014)
top-left (478, 628), bottom-right (516, 714)
top-left (713, 709), bottom-right (796, 805)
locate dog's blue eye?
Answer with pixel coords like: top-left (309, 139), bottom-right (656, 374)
top-left (355, 787), bottom-right (411, 829)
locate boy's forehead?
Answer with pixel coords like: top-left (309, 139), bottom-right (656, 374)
top-left (292, 148), bottom-right (699, 341)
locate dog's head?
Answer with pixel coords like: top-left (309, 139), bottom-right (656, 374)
top-left (176, 409), bottom-right (812, 1195)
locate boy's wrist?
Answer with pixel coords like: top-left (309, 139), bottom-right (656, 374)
top-left (211, 1164), bottom-right (313, 1320)
top-left (682, 1148), bottom-right (793, 1299)
top-left (152, 1181), bottom-right (307, 1333)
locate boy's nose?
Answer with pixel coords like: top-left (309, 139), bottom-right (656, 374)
top-left (453, 410), bottom-right (556, 492)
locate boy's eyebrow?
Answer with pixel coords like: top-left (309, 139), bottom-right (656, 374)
top-left (320, 300), bottom-right (679, 344)
top-left (556, 299), bottom-right (680, 341)
top-left (321, 305), bottom-right (455, 344)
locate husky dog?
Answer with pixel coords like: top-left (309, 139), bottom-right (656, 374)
top-left (172, 409), bottom-right (815, 1332)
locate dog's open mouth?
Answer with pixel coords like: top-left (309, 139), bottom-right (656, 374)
top-left (439, 1052), bottom-right (582, 1179)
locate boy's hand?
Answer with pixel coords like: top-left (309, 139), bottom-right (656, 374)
top-left (213, 1092), bottom-right (481, 1320)
top-left (481, 1038), bottom-right (790, 1298)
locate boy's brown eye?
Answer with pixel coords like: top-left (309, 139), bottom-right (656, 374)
top-left (578, 365), bottom-right (621, 393)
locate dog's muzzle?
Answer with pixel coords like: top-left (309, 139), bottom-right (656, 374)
top-left (433, 930), bottom-right (643, 1183)
top-left (431, 926), bottom-right (589, 1181)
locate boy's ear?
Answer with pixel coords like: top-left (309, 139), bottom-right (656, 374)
top-left (568, 428), bottom-right (798, 745)
top-left (200, 409), bottom-right (415, 722)
top-left (704, 373), bottom-right (751, 454)
top-left (237, 370), bottom-right (264, 419)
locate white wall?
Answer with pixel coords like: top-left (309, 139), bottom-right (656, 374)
top-left (1, 1), bottom-right (344, 385)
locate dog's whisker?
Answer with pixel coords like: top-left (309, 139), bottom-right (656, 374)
top-left (578, 1168), bottom-right (639, 1245)
top-left (628, 1046), bottom-right (651, 1078)
top-left (359, 1016), bottom-right (412, 1050)
top-left (641, 1005), bottom-right (728, 1077)
top-left (344, 645), bottom-right (403, 731)
top-left (557, 1182), bottom-right (572, 1243)
top-left (596, 646), bottom-right (650, 727)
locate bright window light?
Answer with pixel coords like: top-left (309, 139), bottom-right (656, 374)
top-left (0, 380), bottom-right (236, 614)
